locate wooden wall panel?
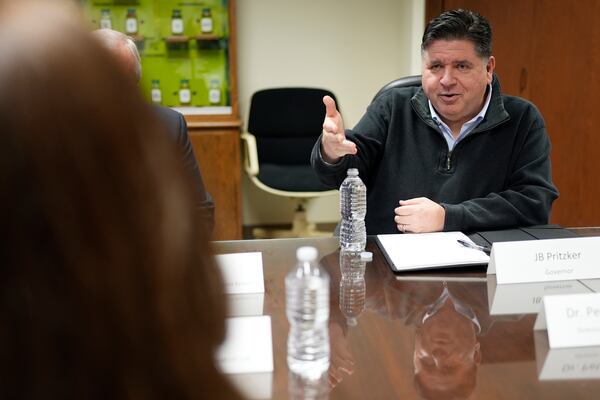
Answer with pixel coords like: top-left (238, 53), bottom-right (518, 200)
top-left (432, 0), bottom-right (535, 98)
top-left (189, 127), bottom-right (242, 240)
top-left (527, 1), bottom-right (600, 226)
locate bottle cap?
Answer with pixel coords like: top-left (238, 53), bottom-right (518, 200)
top-left (296, 246), bottom-right (318, 262)
top-left (347, 168), bottom-right (358, 176)
top-left (360, 251), bottom-right (373, 261)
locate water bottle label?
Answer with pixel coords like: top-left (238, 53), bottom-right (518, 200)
top-left (125, 18), bottom-right (137, 34)
top-left (100, 19), bottom-right (112, 30)
top-left (151, 88), bottom-right (162, 104)
top-left (171, 19), bottom-right (184, 34)
top-left (179, 88), bottom-right (191, 104)
top-left (201, 17), bottom-right (213, 33)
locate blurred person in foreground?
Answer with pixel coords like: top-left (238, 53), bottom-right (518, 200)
top-left (91, 28), bottom-right (215, 233)
top-left (0, 1), bottom-right (240, 399)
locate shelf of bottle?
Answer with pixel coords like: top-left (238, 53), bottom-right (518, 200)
top-left (164, 34), bottom-right (222, 44)
top-left (164, 35), bottom-right (190, 44)
top-left (171, 106), bottom-right (232, 116)
top-left (196, 34), bottom-right (220, 41)
top-left (127, 34), bottom-right (144, 43)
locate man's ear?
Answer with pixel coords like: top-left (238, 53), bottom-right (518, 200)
top-left (486, 56), bottom-right (496, 83)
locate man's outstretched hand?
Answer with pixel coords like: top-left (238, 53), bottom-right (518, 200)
top-left (320, 95), bottom-right (357, 163)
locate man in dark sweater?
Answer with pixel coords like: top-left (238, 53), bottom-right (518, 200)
top-left (311, 9), bottom-right (558, 235)
top-left (92, 29), bottom-right (215, 233)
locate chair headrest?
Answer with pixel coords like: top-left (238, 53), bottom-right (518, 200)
top-left (372, 75), bottom-right (422, 102)
top-left (248, 88), bottom-right (337, 137)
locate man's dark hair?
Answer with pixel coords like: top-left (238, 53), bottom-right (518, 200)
top-left (421, 9), bottom-right (492, 58)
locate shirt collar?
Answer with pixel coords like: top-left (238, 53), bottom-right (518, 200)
top-left (428, 83), bottom-right (493, 128)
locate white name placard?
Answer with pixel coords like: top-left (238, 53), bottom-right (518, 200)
top-left (215, 252), bottom-right (265, 294)
top-left (487, 237), bottom-right (600, 284)
top-left (486, 275), bottom-right (592, 315)
top-left (216, 316), bottom-right (274, 374)
top-left (534, 292), bottom-right (600, 348)
top-left (227, 293), bottom-right (265, 317)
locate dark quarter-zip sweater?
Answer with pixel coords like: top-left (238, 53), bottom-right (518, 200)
top-left (311, 76), bottom-right (559, 235)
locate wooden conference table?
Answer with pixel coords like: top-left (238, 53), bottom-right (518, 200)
top-left (212, 228), bottom-right (600, 399)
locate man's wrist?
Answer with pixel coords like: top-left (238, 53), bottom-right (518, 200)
top-left (320, 143), bottom-right (341, 165)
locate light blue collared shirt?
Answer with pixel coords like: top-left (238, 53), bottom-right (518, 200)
top-left (428, 84), bottom-right (492, 150)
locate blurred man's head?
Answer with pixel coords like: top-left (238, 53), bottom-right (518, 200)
top-left (91, 28), bottom-right (141, 85)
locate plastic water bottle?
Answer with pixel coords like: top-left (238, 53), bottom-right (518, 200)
top-left (339, 250), bottom-right (372, 326)
top-left (285, 246), bottom-right (330, 380)
top-left (340, 168), bottom-right (367, 251)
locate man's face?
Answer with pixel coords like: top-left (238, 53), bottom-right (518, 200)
top-left (421, 39), bottom-right (495, 129)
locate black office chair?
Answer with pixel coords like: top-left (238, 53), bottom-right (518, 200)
top-left (241, 88), bottom-right (338, 238)
top-left (371, 74), bottom-right (422, 102)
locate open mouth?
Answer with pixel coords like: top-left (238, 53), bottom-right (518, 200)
top-left (439, 93), bottom-right (460, 102)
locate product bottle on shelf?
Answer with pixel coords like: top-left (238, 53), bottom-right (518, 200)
top-left (150, 80), bottom-right (162, 105)
top-left (178, 79), bottom-right (191, 105)
top-left (285, 246), bottom-right (330, 380)
top-left (339, 168), bottom-right (367, 251)
top-left (99, 9), bottom-right (112, 30)
top-left (208, 79), bottom-right (221, 105)
top-left (125, 8), bottom-right (138, 35)
top-left (171, 9), bottom-right (184, 35)
top-left (200, 8), bottom-right (213, 33)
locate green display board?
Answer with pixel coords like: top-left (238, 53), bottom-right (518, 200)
top-left (81, 0), bottom-right (231, 108)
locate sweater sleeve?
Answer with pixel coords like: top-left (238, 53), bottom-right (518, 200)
top-left (441, 117), bottom-right (559, 232)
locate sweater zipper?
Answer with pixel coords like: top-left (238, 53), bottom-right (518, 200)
top-left (446, 151), bottom-right (452, 171)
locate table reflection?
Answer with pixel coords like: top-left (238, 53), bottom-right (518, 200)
top-left (321, 248), bottom-right (533, 397)
top-left (410, 284), bottom-right (480, 399)
top-left (288, 370), bottom-right (329, 400)
top-left (338, 250), bottom-right (369, 326)
top-left (487, 275), bottom-right (592, 315)
top-left (534, 330), bottom-right (600, 380)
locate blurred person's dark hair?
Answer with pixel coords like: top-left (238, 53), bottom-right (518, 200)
top-left (0, 1), bottom-right (239, 399)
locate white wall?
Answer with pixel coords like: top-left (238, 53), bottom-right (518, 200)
top-left (237, 0), bottom-right (425, 225)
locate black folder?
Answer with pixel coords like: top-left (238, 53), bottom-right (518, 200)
top-left (468, 224), bottom-right (577, 248)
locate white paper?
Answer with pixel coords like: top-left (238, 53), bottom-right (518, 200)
top-left (487, 237), bottom-right (600, 284)
top-left (376, 232), bottom-right (489, 271)
top-left (487, 275), bottom-right (592, 315)
top-left (534, 330), bottom-right (600, 380)
top-left (216, 316), bottom-right (274, 374)
top-left (534, 293), bottom-right (600, 348)
top-left (215, 252), bottom-right (265, 294)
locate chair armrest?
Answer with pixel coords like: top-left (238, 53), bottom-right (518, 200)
top-left (240, 132), bottom-right (259, 176)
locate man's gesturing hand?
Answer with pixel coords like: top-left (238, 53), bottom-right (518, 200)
top-left (321, 95), bottom-right (357, 163)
